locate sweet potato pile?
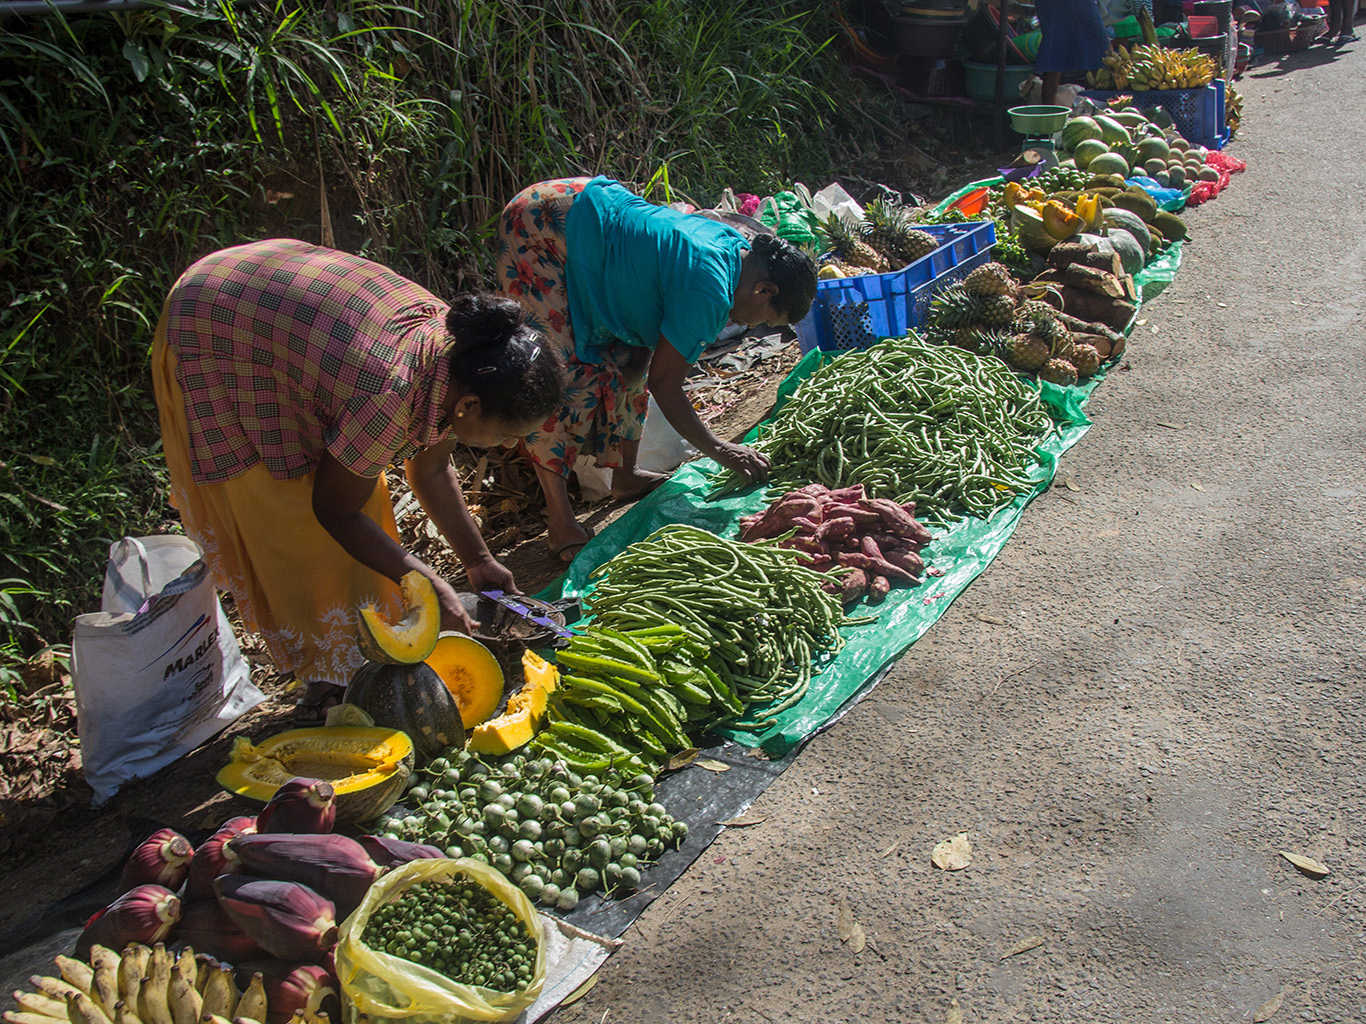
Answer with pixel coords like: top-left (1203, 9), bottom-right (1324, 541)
top-left (738, 484), bottom-right (933, 606)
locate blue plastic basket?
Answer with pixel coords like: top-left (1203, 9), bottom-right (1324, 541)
top-left (794, 220), bottom-right (997, 354)
top-left (1080, 80), bottom-right (1229, 151)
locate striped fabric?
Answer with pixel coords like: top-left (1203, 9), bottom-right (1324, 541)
top-left (165, 238), bottom-right (455, 484)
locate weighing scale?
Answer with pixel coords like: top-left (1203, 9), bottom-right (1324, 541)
top-left (1007, 105), bottom-right (1072, 172)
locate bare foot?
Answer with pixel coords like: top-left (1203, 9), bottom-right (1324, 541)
top-left (610, 466), bottom-right (669, 502)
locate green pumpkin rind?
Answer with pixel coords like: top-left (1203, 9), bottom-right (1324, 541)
top-left (345, 661), bottom-right (467, 763)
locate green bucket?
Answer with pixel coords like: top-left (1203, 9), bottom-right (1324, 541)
top-left (1007, 105), bottom-right (1071, 134)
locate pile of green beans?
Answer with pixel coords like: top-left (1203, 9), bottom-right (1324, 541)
top-left (585, 525), bottom-right (848, 729)
top-left (713, 335), bottom-right (1054, 523)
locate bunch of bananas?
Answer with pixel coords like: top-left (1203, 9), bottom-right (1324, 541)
top-left (1226, 85), bottom-right (1243, 134)
top-left (1088, 45), bottom-right (1218, 91)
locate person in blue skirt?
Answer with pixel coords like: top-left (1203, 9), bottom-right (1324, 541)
top-left (1034, 0), bottom-right (1111, 104)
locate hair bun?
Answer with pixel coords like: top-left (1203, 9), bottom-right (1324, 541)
top-left (445, 293), bottom-right (527, 348)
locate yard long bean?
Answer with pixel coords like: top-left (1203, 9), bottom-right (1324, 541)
top-left (712, 334), bottom-right (1055, 523)
top-left (586, 525), bottom-right (848, 730)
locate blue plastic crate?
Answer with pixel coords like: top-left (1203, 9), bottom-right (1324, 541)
top-left (794, 220), bottom-right (997, 354)
top-left (1080, 80), bottom-right (1229, 151)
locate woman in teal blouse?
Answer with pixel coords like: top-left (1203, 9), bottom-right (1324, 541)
top-left (496, 176), bottom-right (817, 560)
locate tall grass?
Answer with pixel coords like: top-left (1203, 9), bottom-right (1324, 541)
top-left (0, 0), bottom-right (887, 690)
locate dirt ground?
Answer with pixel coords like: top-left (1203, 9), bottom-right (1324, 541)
top-left (5, 39), bottom-right (1366, 1024)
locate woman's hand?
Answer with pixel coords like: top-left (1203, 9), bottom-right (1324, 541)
top-left (433, 576), bottom-right (478, 634)
top-left (464, 555), bottom-right (519, 596)
top-left (711, 441), bottom-right (771, 484)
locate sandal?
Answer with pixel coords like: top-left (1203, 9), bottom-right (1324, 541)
top-left (547, 525), bottom-right (595, 564)
top-left (291, 681), bottom-right (345, 725)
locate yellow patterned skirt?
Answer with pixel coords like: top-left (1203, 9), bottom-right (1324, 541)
top-left (152, 307), bottom-right (403, 686)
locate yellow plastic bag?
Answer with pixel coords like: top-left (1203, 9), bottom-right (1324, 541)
top-left (335, 858), bottom-right (545, 1023)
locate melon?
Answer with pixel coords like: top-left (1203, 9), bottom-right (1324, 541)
top-left (1135, 136), bottom-right (1171, 163)
top-left (1087, 152), bottom-right (1130, 178)
top-left (1060, 116), bottom-right (1103, 150)
top-left (1093, 115), bottom-right (1132, 147)
top-left (1072, 139), bottom-right (1110, 170)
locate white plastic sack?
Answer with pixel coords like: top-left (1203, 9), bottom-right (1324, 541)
top-left (72, 535), bottom-right (264, 805)
top-left (573, 396), bottom-right (697, 500)
top-left (809, 181), bottom-right (864, 227)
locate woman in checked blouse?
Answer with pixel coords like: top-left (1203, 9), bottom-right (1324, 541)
top-left (152, 238), bottom-right (565, 719)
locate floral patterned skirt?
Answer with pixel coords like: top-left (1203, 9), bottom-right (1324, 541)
top-left (495, 177), bottom-right (651, 478)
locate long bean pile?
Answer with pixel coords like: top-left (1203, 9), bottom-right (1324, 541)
top-left (713, 335), bottom-right (1055, 523)
top-left (585, 525), bottom-right (848, 729)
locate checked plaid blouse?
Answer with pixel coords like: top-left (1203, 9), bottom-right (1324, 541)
top-left (165, 238), bottom-right (456, 485)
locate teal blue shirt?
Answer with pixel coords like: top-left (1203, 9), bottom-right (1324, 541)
top-left (563, 177), bottom-right (748, 365)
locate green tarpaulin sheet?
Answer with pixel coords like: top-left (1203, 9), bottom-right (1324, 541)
top-left (540, 231), bottom-right (1182, 758)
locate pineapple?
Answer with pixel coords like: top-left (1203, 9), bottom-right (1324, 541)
top-left (927, 284), bottom-right (982, 329)
top-left (1006, 332), bottom-right (1051, 372)
top-left (975, 328), bottom-right (1014, 361)
top-left (901, 228), bottom-right (941, 263)
top-left (962, 262), bottom-right (1019, 299)
top-left (864, 199), bottom-right (940, 268)
top-left (977, 294), bottom-right (1018, 328)
top-left (1039, 358), bottom-right (1079, 387)
top-left (951, 327), bottom-right (980, 352)
top-left (1013, 299), bottom-right (1058, 330)
top-left (817, 214), bottom-right (889, 273)
top-left (1072, 343), bottom-right (1102, 377)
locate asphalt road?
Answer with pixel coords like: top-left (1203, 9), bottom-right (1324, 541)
top-left (553, 39), bottom-right (1366, 1024)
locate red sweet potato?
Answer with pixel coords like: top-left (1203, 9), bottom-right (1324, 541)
top-left (867, 576), bottom-right (891, 604)
top-left (835, 551), bottom-right (916, 582)
top-left (840, 568), bottom-right (869, 606)
top-left (814, 516), bottom-right (857, 543)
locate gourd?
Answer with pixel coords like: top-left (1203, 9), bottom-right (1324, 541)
top-left (468, 650), bottom-right (560, 755)
top-left (424, 634), bottom-right (505, 729)
top-left (216, 726), bottom-right (413, 825)
top-left (345, 661), bottom-right (466, 763)
top-left (356, 570), bottom-right (440, 664)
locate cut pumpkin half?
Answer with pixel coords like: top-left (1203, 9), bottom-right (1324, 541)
top-left (425, 633), bottom-right (504, 730)
top-left (356, 570), bottom-right (440, 664)
top-left (216, 725), bottom-right (413, 825)
top-left (468, 649), bottom-right (560, 755)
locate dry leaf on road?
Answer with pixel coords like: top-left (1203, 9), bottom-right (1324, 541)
top-left (837, 905), bottom-right (867, 951)
top-left (717, 813), bottom-right (767, 827)
top-left (973, 613), bottom-right (1008, 625)
top-left (665, 748), bottom-right (699, 770)
top-left (945, 998), bottom-right (964, 1024)
top-left (1252, 985), bottom-right (1288, 1022)
top-left (932, 833), bottom-right (972, 871)
top-left (1280, 851), bottom-right (1329, 877)
top-left (1001, 935), bottom-right (1045, 960)
top-left (696, 758), bottom-right (730, 773)
top-left (1063, 476), bottom-right (1080, 492)
top-left (559, 974), bottom-right (598, 1007)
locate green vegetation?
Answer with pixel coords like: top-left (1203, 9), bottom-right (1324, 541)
top-left (0, 0), bottom-right (903, 690)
